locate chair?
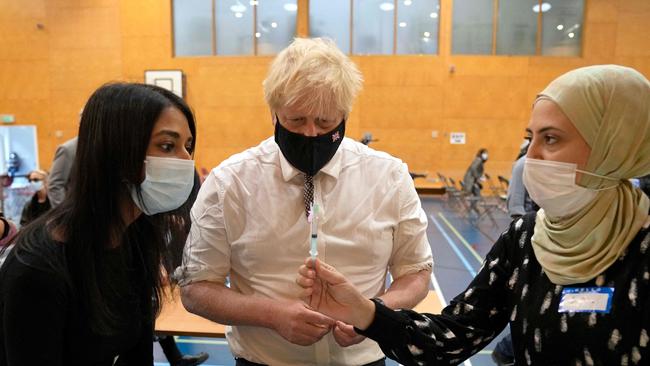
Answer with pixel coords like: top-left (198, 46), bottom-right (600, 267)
top-left (437, 173), bottom-right (465, 212)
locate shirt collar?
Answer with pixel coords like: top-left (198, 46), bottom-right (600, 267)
top-left (277, 138), bottom-right (345, 182)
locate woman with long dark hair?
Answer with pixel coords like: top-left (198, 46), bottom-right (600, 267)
top-left (0, 83), bottom-right (198, 365)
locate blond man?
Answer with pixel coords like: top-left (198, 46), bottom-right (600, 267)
top-left (179, 38), bottom-right (433, 366)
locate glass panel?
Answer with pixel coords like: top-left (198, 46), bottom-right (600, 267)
top-left (309, 0), bottom-right (351, 54)
top-left (496, 0), bottom-right (537, 55)
top-left (215, 0), bottom-right (254, 55)
top-left (353, 0), bottom-right (394, 55)
top-left (173, 0), bottom-right (213, 56)
top-left (396, 0), bottom-right (440, 54)
top-left (541, 0), bottom-right (584, 56)
top-left (452, 0), bottom-right (493, 54)
top-left (257, 0), bottom-right (298, 55)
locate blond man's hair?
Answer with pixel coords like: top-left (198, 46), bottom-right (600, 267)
top-left (263, 38), bottom-right (363, 117)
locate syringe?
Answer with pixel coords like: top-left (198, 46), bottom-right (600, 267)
top-left (308, 203), bottom-right (319, 260)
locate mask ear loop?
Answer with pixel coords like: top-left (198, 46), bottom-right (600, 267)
top-left (575, 169), bottom-right (622, 191)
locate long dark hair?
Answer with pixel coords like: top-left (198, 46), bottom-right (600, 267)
top-left (14, 83), bottom-right (197, 334)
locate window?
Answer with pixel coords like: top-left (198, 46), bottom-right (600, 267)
top-left (173, 0), bottom-right (297, 56)
top-left (452, 0), bottom-right (584, 56)
top-left (353, 0), bottom-right (394, 54)
top-left (497, 0), bottom-right (537, 55)
top-left (257, 0), bottom-right (298, 55)
top-left (452, 0), bottom-right (493, 54)
top-left (541, 0), bottom-right (584, 56)
top-left (215, 0), bottom-right (254, 55)
top-left (310, 0), bottom-right (440, 55)
top-left (309, 0), bottom-right (351, 54)
top-left (173, 0), bottom-right (213, 56)
top-left (396, 0), bottom-right (440, 54)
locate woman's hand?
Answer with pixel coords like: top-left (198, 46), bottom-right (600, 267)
top-left (297, 258), bottom-right (376, 330)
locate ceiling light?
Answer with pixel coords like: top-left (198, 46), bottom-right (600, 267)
top-left (532, 2), bottom-right (551, 13)
top-left (255, 32), bottom-right (261, 38)
top-left (271, 22), bottom-right (278, 28)
top-left (404, 0), bottom-right (412, 5)
top-left (399, 22), bottom-right (407, 27)
top-left (568, 32), bottom-right (575, 38)
top-left (235, 12), bottom-right (243, 18)
top-left (249, 0), bottom-right (258, 5)
top-left (430, 12), bottom-right (438, 19)
top-left (556, 24), bottom-right (564, 30)
top-left (283, 3), bottom-right (297, 12)
top-left (230, 3), bottom-right (247, 13)
top-left (379, 2), bottom-right (394, 11)
top-left (423, 31), bottom-right (431, 37)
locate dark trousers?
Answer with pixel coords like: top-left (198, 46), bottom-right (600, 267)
top-left (236, 357), bottom-right (386, 366)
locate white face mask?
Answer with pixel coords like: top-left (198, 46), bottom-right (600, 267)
top-left (30, 180), bottom-right (43, 192)
top-left (129, 156), bottom-right (195, 216)
top-left (522, 158), bottom-right (619, 218)
top-left (481, 153), bottom-right (488, 161)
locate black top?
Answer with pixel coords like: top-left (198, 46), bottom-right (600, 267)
top-left (19, 193), bottom-right (51, 226)
top-left (358, 213), bottom-right (650, 366)
top-left (0, 225), bottom-right (153, 366)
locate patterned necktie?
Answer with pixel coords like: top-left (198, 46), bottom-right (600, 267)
top-left (303, 174), bottom-right (314, 218)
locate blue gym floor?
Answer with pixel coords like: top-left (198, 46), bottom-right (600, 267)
top-left (154, 195), bottom-right (512, 366)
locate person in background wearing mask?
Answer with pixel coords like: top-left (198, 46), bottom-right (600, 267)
top-left (463, 148), bottom-right (488, 197)
top-left (296, 65), bottom-right (650, 365)
top-left (0, 83), bottom-right (198, 365)
top-left (462, 148), bottom-right (488, 217)
top-left (20, 169), bottom-right (51, 226)
top-left (178, 38), bottom-right (433, 366)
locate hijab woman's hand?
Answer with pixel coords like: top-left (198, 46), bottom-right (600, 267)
top-left (297, 258), bottom-right (376, 330)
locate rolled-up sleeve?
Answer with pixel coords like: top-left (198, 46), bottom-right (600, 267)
top-left (176, 171), bottom-right (231, 286)
top-left (389, 163), bottom-right (433, 279)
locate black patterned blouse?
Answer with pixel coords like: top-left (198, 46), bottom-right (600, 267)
top-left (358, 213), bottom-right (650, 366)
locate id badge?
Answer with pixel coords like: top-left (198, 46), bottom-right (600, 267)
top-left (558, 287), bottom-right (614, 313)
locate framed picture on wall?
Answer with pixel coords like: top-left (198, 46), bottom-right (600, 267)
top-left (144, 70), bottom-right (185, 99)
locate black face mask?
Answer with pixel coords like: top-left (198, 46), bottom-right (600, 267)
top-left (274, 117), bottom-right (346, 176)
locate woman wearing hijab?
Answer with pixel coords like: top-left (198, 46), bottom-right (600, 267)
top-left (297, 65), bottom-right (650, 365)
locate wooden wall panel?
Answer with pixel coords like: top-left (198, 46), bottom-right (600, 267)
top-left (0, 0), bottom-right (648, 183)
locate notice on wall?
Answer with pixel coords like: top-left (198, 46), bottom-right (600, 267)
top-left (450, 132), bottom-right (466, 144)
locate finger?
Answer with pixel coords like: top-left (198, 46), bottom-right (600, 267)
top-left (298, 264), bottom-right (315, 279)
top-left (302, 305), bottom-right (336, 326)
top-left (335, 321), bottom-right (357, 336)
top-left (332, 326), bottom-right (354, 347)
top-left (333, 325), bottom-right (345, 340)
top-left (314, 259), bottom-right (347, 285)
top-left (298, 287), bottom-right (313, 298)
top-left (302, 322), bottom-right (332, 341)
top-left (296, 275), bottom-right (313, 288)
top-left (304, 257), bottom-right (315, 269)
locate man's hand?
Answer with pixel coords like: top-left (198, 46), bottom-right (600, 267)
top-left (272, 299), bottom-right (335, 346)
top-left (333, 321), bottom-right (366, 347)
top-left (297, 258), bottom-right (376, 330)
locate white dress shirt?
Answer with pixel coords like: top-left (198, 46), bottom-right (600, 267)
top-left (179, 137), bottom-right (432, 365)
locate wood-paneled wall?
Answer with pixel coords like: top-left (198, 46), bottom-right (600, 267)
top-left (0, 0), bottom-right (648, 181)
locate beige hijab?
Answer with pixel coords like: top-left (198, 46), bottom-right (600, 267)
top-left (531, 65), bottom-right (650, 285)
